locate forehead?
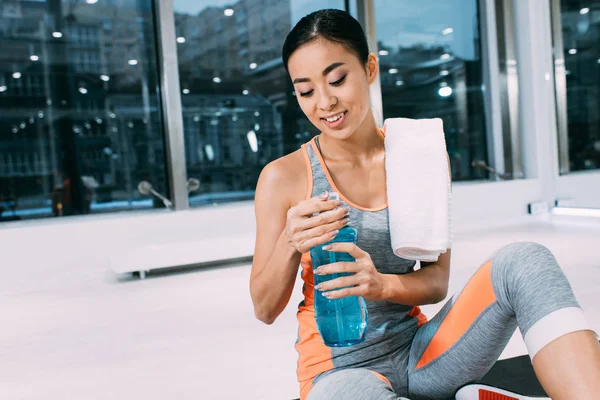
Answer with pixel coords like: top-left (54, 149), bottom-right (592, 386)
top-left (287, 38), bottom-right (358, 79)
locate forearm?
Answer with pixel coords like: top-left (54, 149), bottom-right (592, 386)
top-left (381, 263), bottom-right (449, 306)
top-left (250, 232), bottom-right (302, 324)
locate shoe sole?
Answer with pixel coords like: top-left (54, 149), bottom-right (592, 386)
top-left (455, 384), bottom-right (550, 400)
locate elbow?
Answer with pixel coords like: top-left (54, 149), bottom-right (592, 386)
top-left (432, 284), bottom-right (449, 304)
top-left (254, 308), bottom-right (277, 325)
top-left (250, 285), bottom-right (278, 325)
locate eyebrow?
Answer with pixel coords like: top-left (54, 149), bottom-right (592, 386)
top-left (292, 62), bottom-right (346, 84)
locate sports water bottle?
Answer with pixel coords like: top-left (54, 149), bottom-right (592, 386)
top-left (310, 192), bottom-right (368, 347)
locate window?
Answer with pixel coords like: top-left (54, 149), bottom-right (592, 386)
top-left (553, 0), bottom-right (600, 173)
top-left (0, 0), bottom-right (168, 222)
top-left (374, 0), bottom-right (490, 181)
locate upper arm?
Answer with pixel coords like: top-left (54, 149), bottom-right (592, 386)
top-left (251, 154), bottom-right (306, 279)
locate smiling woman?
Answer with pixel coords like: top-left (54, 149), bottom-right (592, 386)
top-left (250, 8), bottom-right (600, 400)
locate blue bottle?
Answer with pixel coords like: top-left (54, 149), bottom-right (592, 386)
top-left (310, 193), bottom-right (368, 347)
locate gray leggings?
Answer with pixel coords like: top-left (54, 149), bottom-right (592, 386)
top-left (307, 242), bottom-right (590, 400)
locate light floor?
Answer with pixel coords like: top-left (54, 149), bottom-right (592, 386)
top-left (1, 217), bottom-right (599, 400)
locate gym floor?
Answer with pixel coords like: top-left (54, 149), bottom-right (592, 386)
top-left (2, 217), bottom-right (599, 400)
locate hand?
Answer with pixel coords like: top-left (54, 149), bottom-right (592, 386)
top-left (314, 242), bottom-right (387, 302)
top-left (285, 191), bottom-right (351, 253)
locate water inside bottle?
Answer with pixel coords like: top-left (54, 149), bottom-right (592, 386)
top-left (311, 244), bottom-right (368, 347)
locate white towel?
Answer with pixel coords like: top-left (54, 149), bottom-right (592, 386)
top-left (383, 117), bottom-right (452, 262)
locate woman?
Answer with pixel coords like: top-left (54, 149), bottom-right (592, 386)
top-left (249, 9), bottom-right (600, 400)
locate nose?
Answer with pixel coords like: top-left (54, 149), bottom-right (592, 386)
top-left (317, 88), bottom-right (337, 111)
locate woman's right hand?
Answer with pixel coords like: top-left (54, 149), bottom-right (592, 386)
top-left (285, 191), bottom-right (351, 253)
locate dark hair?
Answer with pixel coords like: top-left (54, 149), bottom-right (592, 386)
top-left (282, 9), bottom-right (369, 71)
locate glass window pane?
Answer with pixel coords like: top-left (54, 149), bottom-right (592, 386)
top-left (374, 0), bottom-right (489, 181)
top-left (557, 0), bottom-right (600, 173)
top-left (173, 0), bottom-right (345, 207)
top-left (0, 0), bottom-right (168, 223)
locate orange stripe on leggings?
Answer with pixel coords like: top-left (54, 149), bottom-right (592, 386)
top-left (369, 370), bottom-right (392, 387)
top-left (415, 260), bottom-right (496, 369)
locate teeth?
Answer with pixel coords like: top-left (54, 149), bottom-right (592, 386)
top-left (325, 113), bottom-right (344, 122)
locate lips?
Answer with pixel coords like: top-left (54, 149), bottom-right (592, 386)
top-left (322, 112), bottom-right (345, 122)
top-left (321, 111), bottom-right (347, 130)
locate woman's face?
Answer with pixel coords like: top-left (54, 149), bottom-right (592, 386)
top-left (287, 38), bottom-right (378, 140)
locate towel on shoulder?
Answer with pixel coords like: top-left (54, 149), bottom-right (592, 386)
top-left (383, 117), bottom-right (452, 262)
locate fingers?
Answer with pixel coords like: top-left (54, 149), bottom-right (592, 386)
top-left (314, 261), bottom-right (360, 276)
top-left (294, 199), bottom-right (341, 219)
top-left (292, 191), bottom-right (342, 218)
top-left (322, 287), bottom-right (361, 299)
top-left (289, 215), bottom-right (348, 253)
top-left (304, 206), bottom-right (349, 229)
top-left (297, 228), bottom-right (341, 253)
top-left (286, 192), bottom-right (355, 254)
top-left (315, 273), bottom-right (362, 292)
top-left (320, 242), bottom-right (367, 260)
top-left (297, 211), bottom-right (350, 239)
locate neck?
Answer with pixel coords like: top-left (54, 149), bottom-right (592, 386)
top-left (319, 110), bottom-right (383, 167)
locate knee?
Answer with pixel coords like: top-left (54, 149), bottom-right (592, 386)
top-left (494, 241), bottom-right (552, 258)
top-left (490, 241), bottom-right (569, 310)
top-left (491, 241), bottom-right (557, 276)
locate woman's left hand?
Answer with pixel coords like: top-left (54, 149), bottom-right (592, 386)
top-left (314, 242), bottom-right (387, 302)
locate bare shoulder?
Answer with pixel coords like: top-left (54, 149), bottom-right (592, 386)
top-left (255, 148), bottom-right (309, 210)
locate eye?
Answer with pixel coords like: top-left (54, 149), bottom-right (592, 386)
top-left (330, 75), bottom-right (347, 86)
top-left (299, 89), bottom-right (314, 97)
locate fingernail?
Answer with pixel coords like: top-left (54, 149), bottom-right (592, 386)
top-left (322, 244), bottom-right (332, 250)
top-left (335, 201), bottom-right (343, 206)
top-left (315, 284), bottom-right (322, 290)
top-left (320, 191), bottom-right (329, 199)
top-left (342, 218), bottom-right (350, 225)
top-left (314, 268), bottom-right (322, 275)
top-left (343, 208), bottom-right (350, 215)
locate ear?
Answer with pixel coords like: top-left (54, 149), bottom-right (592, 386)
top-left (366, 53), bottom-right (379, 85)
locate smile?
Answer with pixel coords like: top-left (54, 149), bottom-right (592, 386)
top-left (322, 111), bottom-right (346, 122)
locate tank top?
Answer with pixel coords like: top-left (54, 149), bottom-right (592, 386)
top-left (295, 134), bottom-right (428, 399)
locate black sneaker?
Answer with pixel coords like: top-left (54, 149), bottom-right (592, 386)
top-left (455, 354), bottom-right (548, 400)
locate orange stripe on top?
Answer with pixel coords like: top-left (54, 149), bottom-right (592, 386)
top-left (309, 135), bottom-right (387, 212)
top-left (415, 261), bottom-right (496, 369)
top-left (296, 252), bottom-right (334, 399)
top-left (408, 306), bottom-right (428, 327)
top-left (300, 143), bottom-right (314, 200)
